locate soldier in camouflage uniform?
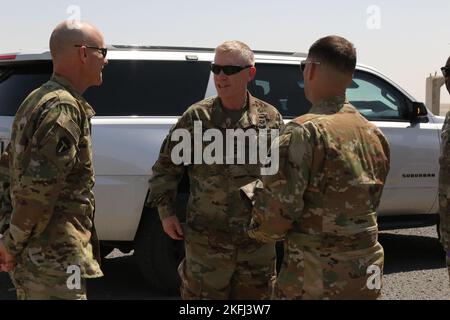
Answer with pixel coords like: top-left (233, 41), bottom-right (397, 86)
top-left (241, 36), bottom-right (390, 299)
top-left (439, 55), bottom-right (450, 280)
top-left (0, 20), bottom-right (108, 299)
top-left (147, 41), bottom-right (283, 299)
top-left (0, 145), bottom-right (12, 238)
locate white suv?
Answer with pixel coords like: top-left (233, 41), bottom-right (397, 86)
top-left (0, 45), bottom-right (444, 294)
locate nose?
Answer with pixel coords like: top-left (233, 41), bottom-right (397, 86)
top-left (217, 70), bottom-right (228, 78)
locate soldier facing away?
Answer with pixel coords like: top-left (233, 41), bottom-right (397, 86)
top-left (147, 41), bottom-right (284, 299)
top-left (0, 20), bottom-right (108, 299)
top-left (241, 35), bottom-right (391, 299)
top-left (438, 55), bottom-right (450, 280)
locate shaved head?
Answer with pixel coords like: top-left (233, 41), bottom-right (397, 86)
top-left (50, 20), bottom-right (103, 61)
top-left (49, 20), bottom-right (107, 94)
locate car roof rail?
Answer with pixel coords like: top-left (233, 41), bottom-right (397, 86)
top-left (292, 52), bottom-right (307, 58)
top-left (110, 45), bottom-right (215, 52)
top-left (109, 45), bottom-right (303, 57)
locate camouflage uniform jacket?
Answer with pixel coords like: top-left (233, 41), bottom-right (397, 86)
top-left (439, 112), bottom-right (450, 254)
top-left (148, 92), bottom-right (283, 241)
top-left (242, 96), bottom-right (390, 298)
top-left (2, 75), bottom-right (102, 278)
top-left (0, 144), bottom-right (12, 235)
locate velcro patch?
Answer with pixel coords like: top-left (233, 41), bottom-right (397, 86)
top-left (56, 136), bottom-right (72, 155)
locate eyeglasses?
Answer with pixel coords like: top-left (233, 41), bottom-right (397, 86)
top-left (74, 45), bottom-right (108, 58)
top-left (300, 60), bottom-right (321, 72)
top-left (211, 64), bottom-right (253, 76)
top-left (441, 66), bottom-right (450, 78)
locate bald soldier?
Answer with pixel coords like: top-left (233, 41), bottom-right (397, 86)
top-left (0, 20), bottom-right (108, 299)
top-left (439, 55), bottom-right (450, 280)
top-left (242, 36), bottom-right (390, 299)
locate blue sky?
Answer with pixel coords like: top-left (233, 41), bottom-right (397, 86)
top-left (2, 0), bottom-right (450, 103)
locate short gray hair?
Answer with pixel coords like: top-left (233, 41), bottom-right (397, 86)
top-left (215, 41), bottom-right (255, 65)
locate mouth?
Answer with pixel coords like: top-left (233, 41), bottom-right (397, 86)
top-left (218, 84), bottom-right (230, 89)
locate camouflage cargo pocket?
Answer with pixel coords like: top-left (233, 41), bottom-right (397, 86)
top-left (178, 258), bottom-right (203, 299)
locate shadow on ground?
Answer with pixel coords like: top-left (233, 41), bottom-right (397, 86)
top-left (0, 253), bottom-right (177, 300)
top-left (379, 232), bottom-right (446, 274)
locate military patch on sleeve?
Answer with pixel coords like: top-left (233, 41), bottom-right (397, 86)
top-left (56, 137), bottom-right (72, 155)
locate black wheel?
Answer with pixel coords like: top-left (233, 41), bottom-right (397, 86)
top-left (135, 208), bottom-right (185, 295)
top-left (99, 242), bottom-right (113, 258)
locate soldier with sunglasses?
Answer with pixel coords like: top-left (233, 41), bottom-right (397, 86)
top-left (242, 35), bottom-right (390, 299)
top-left (438, 56), bottom-right (450, 281)
top-left (0, 20), bottom-right (108, 299)
top-left (147, 41), bottom-right (283, 299)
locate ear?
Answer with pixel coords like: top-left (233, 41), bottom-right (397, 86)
top-left (343, 73), bottom-right (353, 87)
top-left (248, 66), bottom-right (256, 82)
top-left (307, 63), bottom-right (317, 81)
top-left (78, 46), bottom-right (88, 64)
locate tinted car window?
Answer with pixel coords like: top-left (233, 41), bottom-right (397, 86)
top-left (85, 60), bottom-right (211, 116)
top-left (250, 64), bottom-right (410, 121)
top-left (249, 63), bottom-right (311, 118)
top-left (348, 71), bottom-right (409, 121)
top-left (0, 59), bottom-right (410, 120)
top-left (0, 60), bottom-right (210, 117)
top-left (0, 62), bottom-right (52, 116)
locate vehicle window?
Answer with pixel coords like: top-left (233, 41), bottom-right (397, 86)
top-left (0, 62), bottom-right (52, 116)
top-left (348, 70), bottom-right (409, 121)
top-left (249, 63), bottom-right (311, 118)
top-left (85, 60), bottom-right (211, 116)
top-left (250, 64), bottom-right (410, 121)
top-left (0, 60), bottom-right (211, 117)
top-left (0, 60), bottom-right (409, 120)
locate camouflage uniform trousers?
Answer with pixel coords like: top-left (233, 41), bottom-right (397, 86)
top-left (9, 261), bottom-right (86, 300)
top-left (438, 195), bottom-right (450, 282)
top-left (447, 255), bottom-right (450, 281)
top-left (178, 226), bottom-right (276, 300)
top-left (273, 238), bottom-right (384, 300)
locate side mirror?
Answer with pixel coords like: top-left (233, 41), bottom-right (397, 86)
top-left (410, 102), bottom-right (429, 123)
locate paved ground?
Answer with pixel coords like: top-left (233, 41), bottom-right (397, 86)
top-left (379, 226), bottom-right (449, 300)
top-left (0, 225), bottom-right (448, 300)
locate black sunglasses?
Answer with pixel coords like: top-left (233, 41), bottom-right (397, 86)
top-left (74, 45), bottom-right (108, 58)
top-left (441, 66), bottom-right (450, 78)
top-left (300, 60), bottom-right (321, 72)
top-left (211, 64), bottom-right (252, 76)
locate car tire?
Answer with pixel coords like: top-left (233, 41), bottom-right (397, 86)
top-left (135, 208), bottom-right (185, 295)
top-left (99, 243), bottom-right (113, 258)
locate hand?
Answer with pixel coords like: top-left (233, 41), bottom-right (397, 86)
top-left (0, 239), bottom-right (15, 272)
top-left (161, 215), bottom-right (184, 240)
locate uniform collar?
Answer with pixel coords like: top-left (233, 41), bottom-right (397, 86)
top-left (50, 74), bottom-right (96, 118)
top-left (211, 91), bottom-right (259, 128)
top-left (309, 95), bottom-right (347, 115)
